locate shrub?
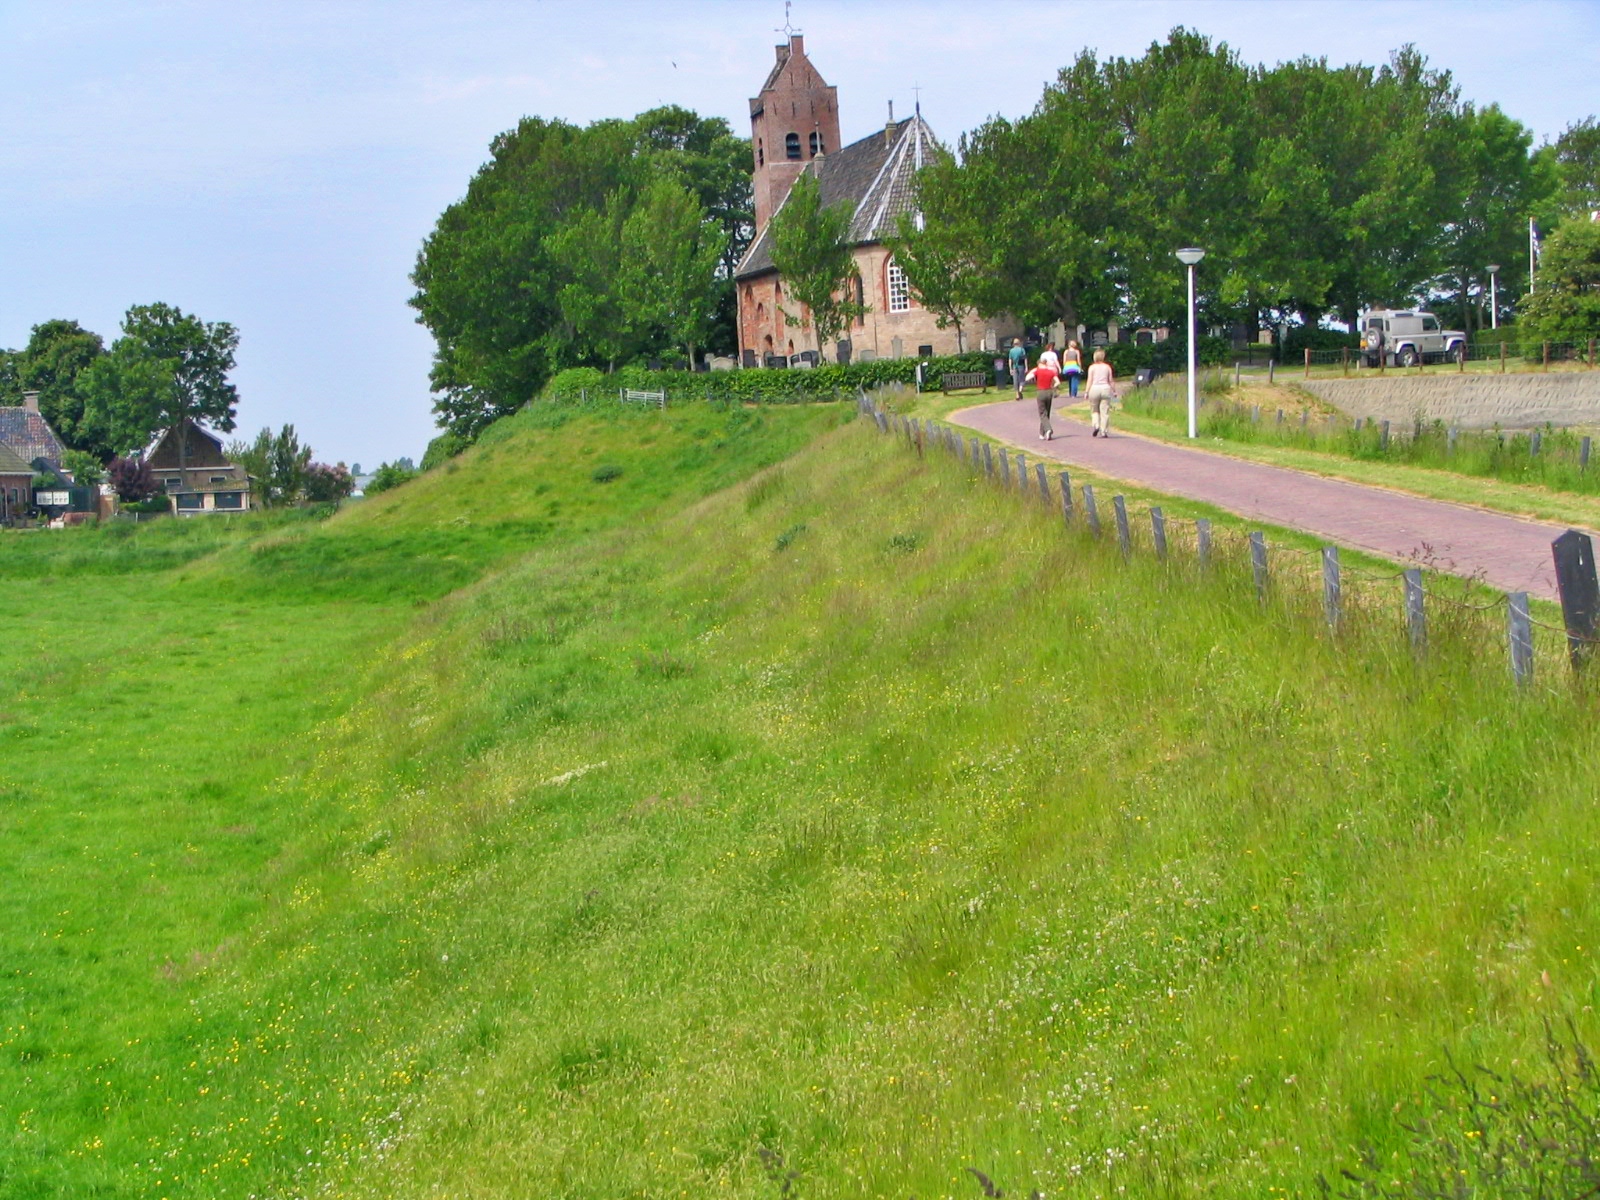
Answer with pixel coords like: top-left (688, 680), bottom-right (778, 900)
top-left (420, 430), bottom-right (469, 471)
top-left (302, 462), bottom-right (355, 503)
top-left (590, 464), bottom-right (623, 483)
top-left (107, 456), bottom-right (159, 502)
top-left (364, 461), bottom-right (418, 495)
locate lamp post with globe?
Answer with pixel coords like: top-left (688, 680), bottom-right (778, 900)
top-left (1176, 248), bottom-right (1206, 439)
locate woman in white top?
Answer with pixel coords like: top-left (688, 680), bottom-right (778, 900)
top-left (1084, 348), bottom-right (1117, 438)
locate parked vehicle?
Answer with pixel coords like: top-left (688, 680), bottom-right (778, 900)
top-left (1359, 309), bottom-right (1466, 367)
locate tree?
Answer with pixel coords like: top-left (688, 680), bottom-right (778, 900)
top-left (61, 448), bottom-right (105, 486)
top-left (1518, 219), bottom-right (1600, 344)
top-left (14, 320), bottom-right (108, 456)
top-left (887, 211), bottom-right (981, 351)
top-left (619, 175), bottom-right (726, 365)
top-left (106, 455), bottom-right (159, 503)
top-left (80, 303), bottom-right (239, 463)
top-left (302, 462), bottom-right (354, 503)
top-left (1551, 117), bottom-right (1600, 218)
top-left (227, 424), bottom-right (310, 507)
top-left (364, 461), bottom-right (417, 495)
top-left (768, 174), bottom-right (865, 360)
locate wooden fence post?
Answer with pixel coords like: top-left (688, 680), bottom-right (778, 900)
top-left (1151, 506), bottom-right (1168, 561)
top-left (1304, 348), bottom-right (1311, 379)
top-left (1059, 471), bottom-right (1074, 526)
top-left (1252, 404), bottom-right (1261, 423)
top-left (1404, 568), bottom-right (1426, 652)
top-left (1582, 436), bottom-right (1591, 470)
top-left (1015, 453), bottom-right (1028, 496)
top-left (1531, 429), bottom-right (1542, 458)
top-left (1235, 361), bottom-right (1241, 388)
top-left (1113, 495), bottom-right (1131, 559)
top-left (1035, 462), bottom-right (1049, 501)
top-left (1301, 409), bottom-right (1308, 429)
top-left (1082, 485), bottom-right (1101, 537)
top-left (1508, 592), bottom-right (1534, 685)
top-left (1447, 426), bottom-right (1458, 455)
top-left (1552, 529), bottom-right (1599, 672)
top-left (1196, 518), bottom-right (1212, 569)
top-left (983, 441), bottom-right (994, 477)
top-left (1380, 420), bottom-right (1391, 451)
top-left (1276, 408), bottom-right (1285, 426)
top-left (1322, 546), bottom-right (1342, 631)
top-left (1249, 531), bottom-right (1269, 602)
top-left (1500, 342), bottom-right (1507, 374)
top-left (1268, 359), bottom-right (1276, 385)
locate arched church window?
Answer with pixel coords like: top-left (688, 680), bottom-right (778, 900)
top-left (785, 132), bottom-right (801, 160)
top-left (809, 131), bottom-right (823, 156)
top-left (757, 139), bottom-right (764, 166)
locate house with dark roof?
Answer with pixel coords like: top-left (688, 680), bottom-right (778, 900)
top-left (145, 418), bottom-right (253, 515)
top-left (734, 35), bottom-right (1018, 366)
top-left (0, 391), bottom-right (67, 472)
top-left (0, 441), bottom-right (32, 524)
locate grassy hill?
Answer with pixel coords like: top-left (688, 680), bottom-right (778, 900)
top-left (3, 397), bottom-right (1597, 1198)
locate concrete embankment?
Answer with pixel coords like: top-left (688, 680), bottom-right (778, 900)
top-left (1300, 371), bottom-right (1600, 429)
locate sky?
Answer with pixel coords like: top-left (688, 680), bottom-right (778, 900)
top-left (4, 1), bottom-right (1598, 468)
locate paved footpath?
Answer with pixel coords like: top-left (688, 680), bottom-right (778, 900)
top-left (951, 399), bottom-right (1587, 601)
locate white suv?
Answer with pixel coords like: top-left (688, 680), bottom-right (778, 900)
top-left (1360, 309), bottom-right (1466, 367)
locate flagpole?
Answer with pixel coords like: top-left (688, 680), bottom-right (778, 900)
top-left (1530, 217), bottom-right (1537, 294)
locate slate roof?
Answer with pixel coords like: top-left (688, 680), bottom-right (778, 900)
top-left (145, 418), bottom-right (232, 469)
top-left (735, 112), bottom-right (942, 280)
top-left (0, 442), bottom-right (33, 476)
top-left (0, 405), bottom-right (66, 471)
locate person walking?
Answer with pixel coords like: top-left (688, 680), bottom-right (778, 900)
top-left (1038, 341), bottom-right (1060, 373)
top-left (1085, 348), bottom-right (1118, 437)
top-left (1009, 338), bottom-right (1028, 400)
top-left (1026, 358), bottom-right (1061, 440)
top-left (1061, 340), bottom-right (1083, 399)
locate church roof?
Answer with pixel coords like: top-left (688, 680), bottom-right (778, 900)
top-left (735, 112), bottom-right (942, 281)
top-left (0, 442), bottom-right (32, 476)
top-left (0, 404), bottom-right (67, 471)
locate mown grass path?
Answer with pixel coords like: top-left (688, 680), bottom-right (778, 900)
top-left (953, 398), bottom-right (1582, 599)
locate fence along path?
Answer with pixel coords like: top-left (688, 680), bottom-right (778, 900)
top-left (950, 399), bottom-right (1583, 601)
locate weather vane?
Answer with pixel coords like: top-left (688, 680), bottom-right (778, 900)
top-left (911, 82), bottom-right (922, 113)
top-left (776, 1), bottom-right (799, 37)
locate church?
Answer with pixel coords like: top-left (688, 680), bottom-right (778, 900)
top-left (734, 34), bottom-right (1019, 367)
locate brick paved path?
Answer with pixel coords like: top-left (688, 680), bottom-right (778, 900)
top-left (951, 400), bottom-right (1587, 601)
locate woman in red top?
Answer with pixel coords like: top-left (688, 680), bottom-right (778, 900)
top-left (1025, 360), bottom-right (1061, 440)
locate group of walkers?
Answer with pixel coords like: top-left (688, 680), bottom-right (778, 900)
top-left (1008, 337), bottom-right (1118, 441)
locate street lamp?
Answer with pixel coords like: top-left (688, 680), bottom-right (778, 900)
top-left (1175, 247), bottom-right (1206, 439)
top-left (1486, 264), bottom-right (1501, 330)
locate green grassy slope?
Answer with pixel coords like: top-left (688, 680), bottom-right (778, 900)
top-left (4, 399), bottom-right (1596, 1198)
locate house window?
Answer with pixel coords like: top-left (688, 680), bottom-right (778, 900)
top-left (886, 259), bottom-right (911, 313)
top-left (214, 491), bottom-right (244, 510)
top-left (176, 493), bottom-right (203, 510)
top-left (785, 132), bottom-right (800, 160)
top-left (809, 131), bottom-right (823, 156)
top-left (209, 475), bottom-right (230, 484)
top-left (165, 477), bottom-right (183, 489)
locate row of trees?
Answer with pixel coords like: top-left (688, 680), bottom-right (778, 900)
top-left (890, 30), bottom-right (1598, 345)
top-left (410, 105), bottom-right (752, 439)
top-left (1, 307), bottom-right (360, 508)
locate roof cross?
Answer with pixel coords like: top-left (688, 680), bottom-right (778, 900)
top-left (775, 1), bottom-right (799, 37)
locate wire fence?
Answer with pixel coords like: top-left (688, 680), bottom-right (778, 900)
top-left (858, 391), bottom-right (1600, 693)
top-left (1253, 339), bottom-right (1599, 381)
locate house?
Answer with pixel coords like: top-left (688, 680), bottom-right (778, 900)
top-left (734, 34), bottom-right (1019, 365)
top-left (0, 391), bottom-right (67, 473)
top-left (145, 418), bottom-right (252, 514)
top-left (0, 442), bottom-right (32, 525)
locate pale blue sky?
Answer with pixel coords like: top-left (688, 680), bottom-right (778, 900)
top-left (3, 0), bottom-right (1597, 467)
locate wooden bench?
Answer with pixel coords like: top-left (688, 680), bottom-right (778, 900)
top-left (619, 388), bottom-right (666, 408)
top-left (940, 371), bottom-right (990, 393)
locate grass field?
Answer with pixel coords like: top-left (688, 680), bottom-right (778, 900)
top-left (4, 395), bottom-right (1598, 1198)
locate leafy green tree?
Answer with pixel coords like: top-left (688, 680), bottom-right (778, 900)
top-left (80, 303), bottom-right (239, 464)
top-left (887, 211), bottom-right (980, 351)
top-left (1518, 219), bottom-right (1600, 343)
top-left (364, 461), bottom-right (417, 495)
top-left (15, 320), bottom-right (108, 455)
top-left (227, 424), bottom-right (310, 507)
top-left (620, 175), bottom-right (727, 366)
top-left (61, 449), bottom-right (105, 486)
top-left (1550, 117), bottom-right (1600, 218)
top-left (549, 189), bottom-right (639, 372)
top-left (768, 175), bottom-right (865, 360)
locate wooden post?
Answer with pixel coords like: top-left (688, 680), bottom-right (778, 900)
top-left (1404, 568), bottom-right (1426, 652)
top-left (1301, 409), bottom-right (1308, 429)
top-left (1531, 429), bottom-right (1542, 458)
top-left (1268, 359), bottom-right (1276, 385)
top-left (983, 441), bottom-right (994, 477)
top-left (1035, 462), bottom-right (1049, 501)
top-left (999, 448), bottom-right (1011, 487)
top-left (1249, 531), bottom-right (1269, 603)
top-left (1544, 342), bottom-right (1551, 372)
top-left (1252, 404), bottom-right (1261, 423)
top-left (1015, 453), bottom-right (1027, 495)
top-left (1448, 426), bottom-right (1458, 455)
top-left (1059, 471), bottom-right (1074, 526)
top-left (1342, 347), bottom-right (1349, 377)
top-left (1508, 592), bottom-right (1534, 686)
top-left (1196, 518), bottom-right (1213, 569)
top-left (1304, 347), bottom-right (1311, 379)
top-left (1151, 506), bottom-right (1168, 561)
top-left (1552, 529), bottom-right (1600, 671)
top-left (1082, 485), bottom-right (1101, 537)
top-left (1235, 361), bottom-right (1241, 388)
top-left (1500, 342), bottom-right (1507, 374)
top-left (1380, 420), bottom-right (1391, 450)
top-left (1322, 546), bottom-right (1342, 631)
top-left (1113, 495), bottom-right (1131, 559)
top-left (1582, 436), bottom-right (1592, 471)
top-left (1276, 408), bottom-right (1284, 426)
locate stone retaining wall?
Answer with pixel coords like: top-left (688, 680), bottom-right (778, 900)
top-left (1299, 372), bottom-right (1600, 429)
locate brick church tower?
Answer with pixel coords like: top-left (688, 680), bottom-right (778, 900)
top-left (748, 34), bottom-right (840, 233)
